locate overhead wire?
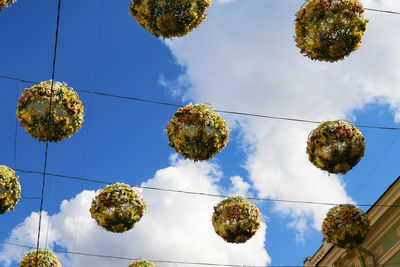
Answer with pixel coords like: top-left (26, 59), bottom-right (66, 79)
top-left (365, 7), bottom-right (400, 15)
top-left (354, 130), bottom-right (400, 197)
top-left (35, 0), bottom-right (62, 260)
top-left (13, 168), bottom-right (400, 208)
top-left (70, 1), bottom-right (105, 265)
top-left (12, 80), bottom-right (41, 200)
top-left (1, 74), bottom-right (400, 131)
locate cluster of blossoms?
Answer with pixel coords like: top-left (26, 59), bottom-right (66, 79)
top-left (0, 0), bottom-right (16, 11)
top-left (167, 103), bottom-right (230, 161)
top-left (128, 260), bottom-right (156, 267)
top-left (212, 196), bottom-right (261, 243)
top-left (0, 165), bottom-right (21, 215)
top-left (19, 249), bottom-right (62, 267)
top-left (322, 204), bottom-right (370, 249)
top-left (306, 120), bottom-right (365, 174)
top-left (90, 183), bottom-right (146, 233)
top-left (16, 81), bottom-right (84, 142)
top-left (129, 0), bottom-right (211, 38)
top-left (294, 0), bottom-right (368, 62)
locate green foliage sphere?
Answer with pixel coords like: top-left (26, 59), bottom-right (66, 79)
top-left (306, 120), bottom-right (365, 174)
top-left (0, 0), bottom-right (17, 11)
top-left (212, 196), bottom-right (261, 243)
top-left (19, 249), bottom-right (62, 267)
top-left (128, 260), bottom-right (156, 267)
top-left (90, 183), bottom-right (146, 233)
top-left (16, 80), bottom-right (84, 142)
top-left (0, 165), bottom-right (21, 215)
top-left (294, 0), bottom-right (368, 62)
top-left (129, 0), bottom-right (211, 38)
top-left (166, 103), bottom-right (230, 161)
top-left (322, 204), bottom-right (370, 249)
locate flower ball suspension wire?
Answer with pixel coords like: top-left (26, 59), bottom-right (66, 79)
top-left (306, 120), bottom-right (365, 174)
top-left (19, 249), bottom-right (62, 267)
top-left (322, 204), bottom-right (370, 249)
top-left (16, 81), bottom-right (84, 142)
top-left (0, 0), bottom-right (16, 11)
top-left (166, 103), bottom-right (231, 161)
top-left (129, 0), bottom-right (211, 38)
top-left (0, 165), bottom-right (21, 215)
top-left (90, 183), bottom-right (146, 233)
top-left (294, 0), bottom-right (368, 62)
top-left (212, 196), bottom-right (261, 243)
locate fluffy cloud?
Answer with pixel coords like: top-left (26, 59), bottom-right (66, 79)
top-left (162, 0), bottom-right (400, 235)
top-left (0, 158), bottom-right (270, 267)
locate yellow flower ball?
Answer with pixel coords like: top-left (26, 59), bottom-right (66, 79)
top-left (129, 0), bottom-right (211, 38)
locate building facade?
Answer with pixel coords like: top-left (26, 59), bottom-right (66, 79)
top-left (304, 177), bottom-right (400, 267)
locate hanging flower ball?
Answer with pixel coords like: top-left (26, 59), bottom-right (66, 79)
top-left (0, 165), bottom-right (21, 215)
top-left (90, 183), bottom-right (146, 233)
top-left (306, 120), bottom-right (365, 174)
top-left (212, 196), bottom-right (261, 243)
top-left (19, 249), bottom-right (62, 267)
top-left (0, 0), bottom-right (17, 11)
top-left (16, 80), bottom-right (84, 142)
top-left (129, 0), bottom-right (211, 38)
top-left (128, 260), bottom-right (156, 267)
top-left (166, 103), bottom-right (230, 161)
top-left (322, 204), bottom-right (370, 249)
top-left (294, 0), bottom-right (368, 62)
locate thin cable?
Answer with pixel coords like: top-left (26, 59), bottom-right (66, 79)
top-left (13, 168), bottom-right (400, 208)
top-left (21, 194), bottom-right (41, 200)
top-left (44, 175), bottom-right (56, 249)
top-left (1, 74), bottom-right (400, 131)
top-left (2, 241), bottom-right (400, 267)
top-left (13, 81), bottom-right (22, 169)
top-left (36, 0), bottom-right (62, 260)
top-left (354, 130), bottom-right (400, 197)
top-left (71, 1), bottom-right (104, 265)
top-left (365, 7), bottom-right (400, 15)
top-left (13, 82), bottom-right (42, 201)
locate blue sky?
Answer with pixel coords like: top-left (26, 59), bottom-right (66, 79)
top-left (1, 0), bottom-right (400, 266)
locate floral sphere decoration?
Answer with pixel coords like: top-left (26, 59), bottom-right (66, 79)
top-left (128, 260), bottom-right (156, 267)
top-left (129, 0), bottom-right (211, 38)
top-left (212, 196), bottom-right (261, 243)
top-left (166, 103), bottom-right (230, 161)
top-left (90, 183), bottom-right (146, 233)
top-left (16, 80), bottom-right (84, 142)
top-left (306, 120), bottom-right (365, 174)
top-left (294, 0), bottom-right (368, 62)
top-left (0, 165), bottom-right (21, 215)
top-left (322, 204), bottom-right (370, 249)
top-left (19, 249), bottom-right (62, 267)
top-left (0, 0), bottom-right (17, 11)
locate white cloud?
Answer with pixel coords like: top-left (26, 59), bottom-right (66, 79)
top-left (229, 176), bottom-right (251, 196)
top-left (0, 158), bottom-right (270, 267)
top-left (161, 0), bottom-right (400, 237)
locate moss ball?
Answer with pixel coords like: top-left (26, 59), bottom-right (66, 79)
top-left (0, 0), bottom-right (17, 11)
top-left (19, 249), bottom-right (62, 267)
top-left (128, 260), bottom-right (156, 267)
top-left (294, 0), bottom-right (368, 62)
top-left (90, 183), bottom-right (146, 233)
top-left (166, 103), bottom-right (230, 161)
top-left (129, 0), bottom-right (211, 38)
top-left (16, 80), bottom-right (84, 142)
top-left (322, 204), bottom-right (370, 249)
top-left (0, 165), bottom-right (21, 215)
top-left (212, 196), bottom-right (261, 243)
top-left (306, 120), bottom-right (365, 174)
